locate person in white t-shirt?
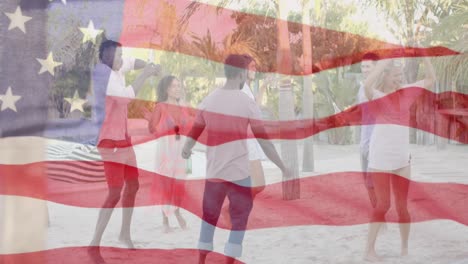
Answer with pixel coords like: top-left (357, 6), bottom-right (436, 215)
top-left (217, 55), bottom-right (273, 228)
top-left (88, 40), bottom-right (161, 264)
top-left (182, 54), bottom-right (290, 264)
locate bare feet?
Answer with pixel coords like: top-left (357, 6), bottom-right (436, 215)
top-left (118, 236), bottom-right (135, 249)
top-left (401, 246), bottom-right (408, 256)
top-left (198, 250), bottom-right (209, 264)
top-left (88, 246), bottom-right (106, 264)
top-left (162, 214), bottom-right (174, 233)
top-left (163, 224), bottom-right (174, 233)
top-left (364, 250), bottom-right (382, 262)
top-left (175, 212), bottom-right (188, 230)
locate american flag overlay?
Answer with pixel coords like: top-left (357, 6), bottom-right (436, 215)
top-left (0, 0), bottom-right (467, 263)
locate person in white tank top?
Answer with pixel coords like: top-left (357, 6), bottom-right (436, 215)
top-left (363, 54), bottom-right (436, 262)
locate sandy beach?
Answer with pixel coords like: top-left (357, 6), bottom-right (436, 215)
top-left (42, 141), bottom-right (468, 263)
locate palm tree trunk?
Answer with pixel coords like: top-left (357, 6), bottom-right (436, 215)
top-left (277, 0), bottom-right (300, 200)
top-left (435, 79), bottom-right (448, 149)
top-left (301, 0), bottom-right (314, 172)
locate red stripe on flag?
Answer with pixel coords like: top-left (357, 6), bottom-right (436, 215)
top-left (0, 246), bottom-right (243, 264)
top-left (1, 162), bottom-right (468, 227)
top-left (106, 87), bottom-right (468, 147)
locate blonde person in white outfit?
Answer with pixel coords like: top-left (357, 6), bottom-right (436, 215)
top-left (364, 54), bottom-right (436, 262)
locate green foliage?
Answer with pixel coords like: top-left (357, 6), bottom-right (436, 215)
top-left (364, 0), bottom-right (465, 45)
top-left (184, 77), bottom-right (216, 106)
top-left (429, 1), bottom-right (467, 88)
top-left (51, 38), bottom-right (101, 118)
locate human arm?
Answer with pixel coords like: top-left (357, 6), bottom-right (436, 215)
top-left (408, 57), bottom-right (436, 90)
top-left (147, 105), bottom-right (162, 134)
top-left (363, 59), bottom-right (392, 100)
top-left (182, 110), bottom-right (206, 159)
top-left (118, 57), bottom-right (161, 94)
top-left (251, 123), bottom-right (292, 179)
top-left (121, 57), bottom-right (160, 72)
top-left (130, 63), bottom-right (161, 94)
top-left (134, 59), bottom-right (150, 70)
top-left (248, 103), bottom-right (288, 173)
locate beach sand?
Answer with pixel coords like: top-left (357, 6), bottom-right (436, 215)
top-left (43, 142), bottom-right (468, 263)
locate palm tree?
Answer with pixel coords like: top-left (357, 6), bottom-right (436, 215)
top-left (275, 0), bottom-right (301, 199)
top-left (301, 0), bottom-right (315, 172)
top-left (192, 30), bottom-right (222, 63)
top-left (430, 2), bottom-right (468, 148)
top-left (430, 2), bottom-right (467, 88)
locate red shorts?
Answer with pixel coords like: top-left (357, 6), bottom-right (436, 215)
top-left (98, 139), bottom-right (139, 188)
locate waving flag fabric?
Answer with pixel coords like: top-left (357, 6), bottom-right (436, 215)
top-left (0, 0), bottom-right (466, 263)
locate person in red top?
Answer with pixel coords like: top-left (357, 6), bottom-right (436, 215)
top-left (88, 40), bottom-right (160, 264)
top-left (146, 75), bottom-right (194, 232)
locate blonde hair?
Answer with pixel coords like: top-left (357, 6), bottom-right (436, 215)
top-left (374, 60), bottom-right (406, 92)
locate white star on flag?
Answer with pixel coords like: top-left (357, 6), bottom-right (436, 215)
top-left (79, 20), bottom-right (104, 44)
top-left (4, 6), bottom-right (32, 34)
top-left (0, 87), bottom-right (21, 112)
top-left (36, 52), bottom-right (62, 76)
top-left (64, 90), bottom-right (87, 113)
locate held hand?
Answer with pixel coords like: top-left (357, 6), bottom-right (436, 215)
top-left (181, 147), bottom-right (192, 159)
top-left (152, 64), bottom-right (162, 76)
top-left (142, 64), bottom-right (154, 77)
top-left (143, 63), bottom-right (161, 77)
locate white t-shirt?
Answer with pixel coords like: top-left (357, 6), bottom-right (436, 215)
top-left (368, 87), bottom-right (410, 170)
top-left (241, 83), bottom-right (266, 160)
top-left (91, 57), bottom-right (136, 144)
top-left (196, 88), bottom-right (262, 182)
